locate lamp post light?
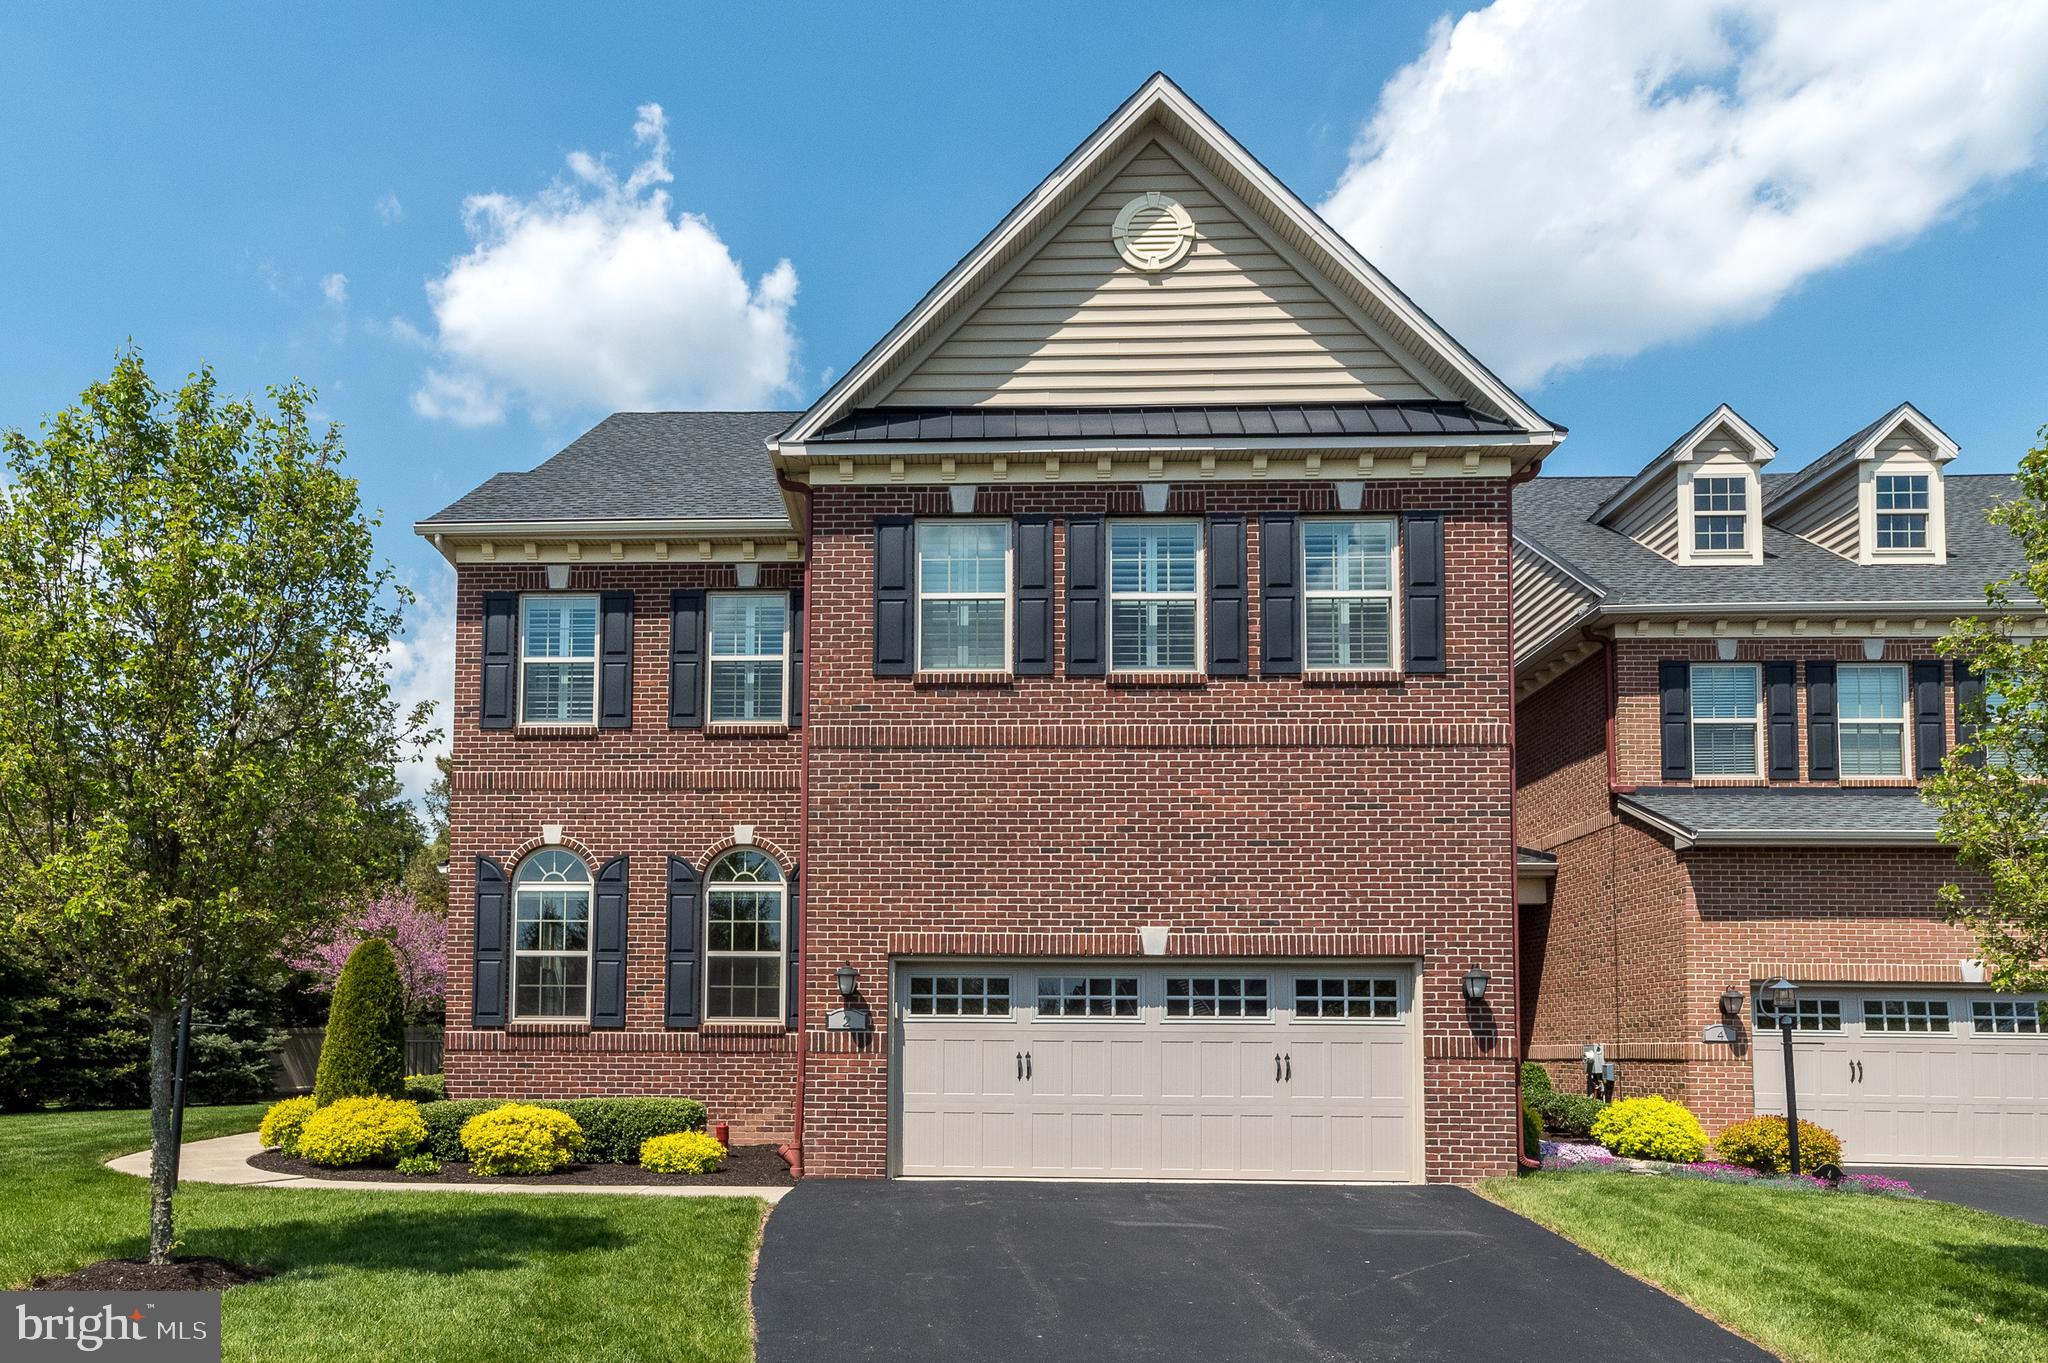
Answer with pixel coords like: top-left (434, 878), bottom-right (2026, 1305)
top-left (1762, 977), bottom-right (1803, 1175)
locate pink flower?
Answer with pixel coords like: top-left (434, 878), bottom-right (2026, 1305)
top-left (286, 894), bottom-right (446, 1014)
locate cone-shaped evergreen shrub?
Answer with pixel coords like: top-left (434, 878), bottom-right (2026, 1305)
top-left (313, 937), bottom-right (407, 1104)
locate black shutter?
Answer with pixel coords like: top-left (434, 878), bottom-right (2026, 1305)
top-left (598, 591), bottom-right (634, 729)
top-left (1955, 662), bottom-right (1985, 768)
top-left (874, 516), bottom-right (915, 676)
top-left (1403, 513), bottom-right (1447, 675)
top-left (480, 593), bottom-right (518, 729)
top-left (1914, 660), bottom-right (1947, 777)
top-left (784, 866), bottom-right (801, 1031)
top-left (1206, 515), bottom-right (1248, 677)
top-left (1659, 661), bottom-right (1692, 782)
top-left (472, 856), bottom-right (508, 1027)
top-left (1258, 514), bottom-right (1301, 676)
top-left (1765, 661), bottom-right (1798, 781)
top-left (1807, 660), bottom-right (1839, 781)
top-left (1013, 515), bottom-right (1054, 676)
top-left (591, 855), bottom-right (628, 1028)
top-left (669, 589), bottom-right (705, 728)
top-left (1065, 516), bottom-right (1106, 676)
top-left (788, 587), bottom-right (805, 727)
top-left (664, 857), bottom-right (702, 1030)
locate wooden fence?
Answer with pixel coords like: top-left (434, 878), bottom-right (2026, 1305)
top-left (272, 1026), bottom-right (444, 1094)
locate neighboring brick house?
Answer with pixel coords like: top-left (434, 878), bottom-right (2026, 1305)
top-left (1514, 402), bottom-right (2048, 1165)
top-left (418, 75), bottom-right (1566, 1183)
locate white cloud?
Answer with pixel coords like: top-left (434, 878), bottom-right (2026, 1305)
top-left (383, 573), bottom-right (455, 805)
top-left (376, 191), bottom-right (404, 224)
top-left (320, 272), bottom-right (349, 307)
top-left (1321, 0), bottom-right (2048, 388)
top-left (411, 103), bottom-right (799, 424)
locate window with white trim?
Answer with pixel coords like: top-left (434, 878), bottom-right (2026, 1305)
top-left (1108, 521), bottom-right (1200, 671)
top-left (1690, 663), bottom-right (1761, 776)
top-left (1972, 999), bottom-right (2045, 1034)
top-left (916, 521), bottom-right (1009, 671)
top-left (1874, 474), bottom-right (1930, 550)
top-left (1863, 998), bottom-right (1950, 1033)
top-left (520, 595), bottom-right (599, 724)
top-left (1294, 976), bottom-right (1399, 1019)
top-left (705, 849), bottom-right (784, 1021)
top-left (1035, 975), bottom-right (1139, 1018)
top-left (707, 593), bottom-right (788, 723)
top-left (1164, 976), bottom-right (1269, 1019)
top-left (1302, 518), bottom-right (1397, 669)
top-left (905, 975), bottom-right (1012, 1017)
top-left (1754, 997), bottom-right (1841, 1031)
top-left (512, 850), bottom-right (591, 1019)
top-left (1692, 477), bottom-right (1748, 552)
top-left (1838, 664), bottom-right (1907, 777)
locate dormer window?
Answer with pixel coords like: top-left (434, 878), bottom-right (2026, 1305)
top-left (1692, 477), bottom-right (1748, 553)
top-left (1874, 474), bottom-right (1930, 551)
top-left (1592, 405), bottom-right (1773, 566)
top-left (1763, 403), bottom-right (1956, 565)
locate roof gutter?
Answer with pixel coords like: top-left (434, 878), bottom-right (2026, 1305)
top-left (414, 516), bottom-right (794, 539)
top-left (783, 432), bottom-right (1564, 462)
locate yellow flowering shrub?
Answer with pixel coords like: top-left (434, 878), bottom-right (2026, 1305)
top-left (259, 1096), bottom-right (318, 1154)
top-left (640, 1131), bottom-right (727, 1175)
top-left (1590, 1095), bottom-right (1707, 1163)
top-left (1714, 1116), bottom-right (1843, 1172)
top-left (296, 1096), bottom-right (427, 1167)
top-left (460, 1103), bottom-right (585, 1176)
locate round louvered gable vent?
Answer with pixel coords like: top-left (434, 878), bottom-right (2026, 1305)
top-left (1112, 192), bottom-right (1196, 272)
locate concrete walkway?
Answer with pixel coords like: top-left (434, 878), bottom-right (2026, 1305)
top-left (108, 1131), bottom-right (789, 1202)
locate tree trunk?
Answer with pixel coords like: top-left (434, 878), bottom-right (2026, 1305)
top-left (147, 1009), bottom-right (178, 1264)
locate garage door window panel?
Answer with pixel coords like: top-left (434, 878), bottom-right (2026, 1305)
top-left (1973, 999), bottom-right (2046, 1034)
top-left (1863, 998), bottom-right (1951, 1033)
top-left (1164, 976), bottom-right (1269, 1019)
top-left (1295, 976), bottom-right (1399, 1020)
top-left (1755, 996), bottom-right (1842, 1030)
top-left (906, 975), bottom-right (1012, 1018)
top-left (1036, 975), bottom-right (1139, 1018)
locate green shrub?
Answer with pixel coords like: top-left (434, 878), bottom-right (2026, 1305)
top-left (259, 1096), bottom-right (317, 1154)
top-left (1714, 1115), bottom-right (1844, 1173)
top-left (1591, 1095), bottom-right (1707, 1163)
top-left (641, 1131), bottom-right (726, 1175)
top-left (416, 1096), bottom-right (707, 1163)
top-left (420, 1099), bottom-right (501, 1160)
top-left (297, 1096), bottom-right (426, 1167)
top-left (1521, 1097), bottom-right (1542, 1159)
top-left (461, 1103), bottom-right (584, 1176)
top-left (1538, 1091), bottom-right (1607, 1137)
top-left (402, 1073), bottom-right (446, 1103)
top-left (313, 939), bottom-right (407, 1104)
top-left (395, 1152), bottom-right (440, 1175)
top-left (1520, 1062), bottom-right (1553, 1098)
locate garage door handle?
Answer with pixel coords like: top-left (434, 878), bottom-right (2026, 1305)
top-left (1285, 1054), bottom-right (1292, 1081)
top-left (1017, 1052), bottom-right (1023, 1081)
top-left (1275, 1053), bottom-right (1282, 1082)
top-left (1025, 1051), bottom-right (1032, 1080)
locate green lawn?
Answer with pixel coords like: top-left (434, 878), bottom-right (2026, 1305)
top-left (0, 1106), bottom-right (763, 1363)
top-left (1485, 1171), bottom-right (2048, 1363)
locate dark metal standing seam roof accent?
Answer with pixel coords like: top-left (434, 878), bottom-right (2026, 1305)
top-left (808, 401), bottom-right (1529, 443)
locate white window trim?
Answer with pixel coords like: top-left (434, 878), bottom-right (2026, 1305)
top-left (1290, 974), bottom-right (1404, 1024)
top-left (511, 851), bottom-right (593, 1022)
top-left (1161, 974), bottom-right (1274, 1022)
top-left (914, 519), bottom-right (1013, 674)
top-left (1860, 997), bottom-right (1951, 1033)
top-left (1690, 662), bottom-right (1763, 778)
top-left (703, 853), bottom-right (787, 1023)
top-left (517, 593), bottom-right (600, 727)
top-left (1688, 475), bottom-right (1750, 556)
top-left (902, 973), bottom-right (1015, 1020)
top-left (1837, 662), bottom-right (1908, 778)
top-left (706, 590), bottom-right (791, 725)
top-left (1971, 998), bottom-right (2046, 1035)
top-left (1872, 473), bottom-right (1932, 553)
top-left (1301, 515), bottom-right (1401, 671)
top-left (1856, 457), bottom-right (1947, 565)
top-left (1675, 462), bottom-right (1764, 565)
top-left (1107, 518), bottom-right (1205, 674)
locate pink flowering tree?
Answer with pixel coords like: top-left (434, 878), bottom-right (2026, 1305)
top-left (288, 894), bottom-right (446, 1021)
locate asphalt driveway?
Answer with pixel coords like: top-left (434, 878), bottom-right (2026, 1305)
top-left (1859, 1166), bottom-right (2048, 1226)
top-left (754, 1181), bottom-right (1767, 1363)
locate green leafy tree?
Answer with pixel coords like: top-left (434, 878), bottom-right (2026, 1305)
top-left (400, 755), bottom-right (451, 917)
top-left (312, 937), bottom-right (408, 1104)
top-left (0, 352), bottom-right (430, 1261)
top-left (1929, 424), bottom-right (2048, 992)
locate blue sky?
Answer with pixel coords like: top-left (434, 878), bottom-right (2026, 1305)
top-left (4, 2), bottom-right (2046, 791)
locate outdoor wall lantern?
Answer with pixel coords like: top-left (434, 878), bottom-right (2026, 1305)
top-left (835, 964), bottom-right (859, 1000)
top-left (1462, 965), bottom-right (1490, 1002)
top-left (1719, 987), bottom-right (1746, 1017)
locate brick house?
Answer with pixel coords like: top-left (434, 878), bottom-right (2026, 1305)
top-left (418, 75), bottom-right (1566, 1183)
top-left (1514, 402), bottom-right (2048, 1165)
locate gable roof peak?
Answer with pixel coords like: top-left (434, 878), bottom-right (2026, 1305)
top-left (1765, 401), bottom-right (1960, 515)
top-left (1591, 403), bottom-right (1774, 525)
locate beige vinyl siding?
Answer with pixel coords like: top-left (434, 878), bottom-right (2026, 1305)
top-left (1606, 469), bottom-right (1681, 562)
top-left (877, 139), bottom-right (1438, 408)
top-left (1512, 540), bottom-right (1600, 664)
top-left (1772, 471), bottom-right (1860, 560)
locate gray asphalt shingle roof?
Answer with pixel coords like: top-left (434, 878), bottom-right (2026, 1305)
top-left (810, 401), bottom-right (1524, 443)
top-left (1619, 787), bottom-right (1943, 844)
top-left (421, 411), bottom-right (799, 526)
top-left (1515, 472), bottom-right (2023, 609)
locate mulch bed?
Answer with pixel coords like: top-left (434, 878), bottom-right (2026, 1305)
top-left (33, 1256), bottom-right (273, 1291)
top-left (247, 1142), bottom-right (795, 1187)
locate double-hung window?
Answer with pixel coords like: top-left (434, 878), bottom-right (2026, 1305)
top-left (1108, 521), bottom-right (1201, 671)
top-left (708, 594), bottom-right (788, 723)
top-left (916, 522), bottom-right (1009, 671)
top-left (1303, 518), bottom-right (1398, 669)
top-left (512, 850), bottom-right (591, 1019)
top-left (1690, 663), bottom-right (1761, 776)
top-left (1874, 474), bottom-right (1930, 550)
top-left (1837, 663), bottom-right (1907, 776)
top-left (1692, 476), bottom-right (1747, 552)
top-left (704, 849), bottom-right (784, 1021)
top-left (520, 595), bottom-right (599, 724)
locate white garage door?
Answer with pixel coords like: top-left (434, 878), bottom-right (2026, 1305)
top-left (1751, 989), bottom-right (2048, 1166)
top-left (892, 962), bottom-right (1417, 1182)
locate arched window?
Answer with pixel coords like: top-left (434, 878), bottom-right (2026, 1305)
top-left (513, 850), bottom-right (591, 1019)
top-left (705, 849), bottom-right (785, 1021)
